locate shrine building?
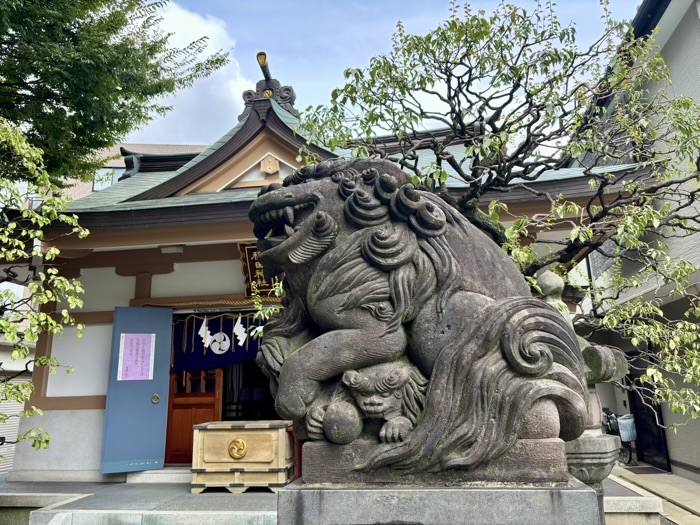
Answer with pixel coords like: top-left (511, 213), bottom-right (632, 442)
top-left (9, 54), bottom-right (334, 482)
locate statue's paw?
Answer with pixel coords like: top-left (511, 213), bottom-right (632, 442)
top-left (379, 417), bottom-right (413, 444)
top-left (275, 392), bottom-right (305, 420)
top-left (255, 352), bottom-right (275, 381)
top-left (258, 338), bottom-right (287, 376)
top-left (306, 404), bottom-right (327, 441)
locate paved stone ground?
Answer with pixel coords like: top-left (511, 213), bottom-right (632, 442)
top-left (612, 465), bottom-right (700, 525)
top-left (0, 477), bottom-right (276, 525)
top-left (0, 473), bottom-right (664, 525)
top-left (54, 484), bottom-right (276, 513)
top-left (602, 477), bottom-right (640, 497)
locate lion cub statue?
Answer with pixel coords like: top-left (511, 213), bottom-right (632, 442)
top-left (306, 360), bottom-right (428, 446)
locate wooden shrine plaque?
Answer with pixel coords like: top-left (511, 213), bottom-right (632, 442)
top-left (238, 241), bottom-right (278, 297)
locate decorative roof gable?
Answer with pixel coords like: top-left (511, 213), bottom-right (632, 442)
top-left (128, 98), bottom-right (334, 201)
top-left (68, 53), bottom-right (337, 215)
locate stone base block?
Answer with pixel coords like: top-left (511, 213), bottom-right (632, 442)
top-left (302, 438), bottom-right (569, 485)
top-left (278, 477), bottom-right (602, 525)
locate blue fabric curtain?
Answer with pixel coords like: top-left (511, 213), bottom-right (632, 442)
top-left (171, 314), bottom-right (263, 373)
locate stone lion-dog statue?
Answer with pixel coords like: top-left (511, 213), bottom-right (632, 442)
top-left (249, 158), bottom-right (587, 480)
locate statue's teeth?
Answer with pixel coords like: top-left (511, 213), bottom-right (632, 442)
top-left (284, 206), bottom-right (295, 225)
top-left (284, 224), bottom-right (295, 237)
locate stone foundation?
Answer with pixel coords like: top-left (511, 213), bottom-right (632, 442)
top-left (278, 477), bottom-right (602, 525)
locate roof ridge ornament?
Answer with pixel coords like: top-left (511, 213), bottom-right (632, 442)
top-left (238, 52), bottom-right (298, 122)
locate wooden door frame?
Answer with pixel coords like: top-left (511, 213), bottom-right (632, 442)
top-left (165, 369), bottom-right (224, 465)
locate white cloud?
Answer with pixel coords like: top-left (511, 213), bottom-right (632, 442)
top-left (127, 2), bottom-right (255, 145)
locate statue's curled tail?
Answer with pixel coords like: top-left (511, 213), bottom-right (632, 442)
top-left (362, 297), bottom-right (588, 472)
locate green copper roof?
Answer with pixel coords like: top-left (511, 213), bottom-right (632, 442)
top-left (67, 170), bottom-right (180, 211)
top-left (65, 111), bottom-right (251, 213)
top-left (271, 99), bottom-right (301, 129)
top-left (68, 94), bottom-right (630, 215)
top-left (67, 100), bottom-right (308, 214)
top-left (169, 120), bottom-right (248, 179)
top-left (69, 188), bottom-right (260, 214)
top-left (440, 157), bottom-right (640, 189)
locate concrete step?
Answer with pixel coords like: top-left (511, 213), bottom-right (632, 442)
top-left (26, 483), bottom-right (278, 525)
top-left (30, 509), bottom-right (277, 525)
top-left (126, 467), bottom-right (191, 484)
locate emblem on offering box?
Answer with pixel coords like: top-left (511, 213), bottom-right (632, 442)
top-left (238, 241), bottom-right (278, 297)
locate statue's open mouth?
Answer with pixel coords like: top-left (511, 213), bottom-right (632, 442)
top-left (250, 197), bottom-right (317, 251)
top-left (362, 401), bottom-right (387, 415)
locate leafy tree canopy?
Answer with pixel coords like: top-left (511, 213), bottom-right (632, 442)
top-left (299, 1), bottom-right (700, 422)
top-left (0, 0), bottom-right (228, 452)
top-left (0, 116), bottom-right (88, 451)
top-left (0, 0), bottom-right (229, 182)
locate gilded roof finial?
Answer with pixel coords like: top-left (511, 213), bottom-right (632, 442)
top-left (257, 52), bottom-right (271, 82)
top-left (238, 52), bottom-right (299, 121)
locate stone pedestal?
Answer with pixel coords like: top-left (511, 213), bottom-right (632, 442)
top-left (566, 431), bottom-right (620, 495)
top-left (278, 477), bottom-right (602, 525)
top-left (302, 438), bottom-right (570, 485)
top-left (566, 430), bottom-right (621, 525)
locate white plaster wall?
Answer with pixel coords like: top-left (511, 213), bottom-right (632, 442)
top-left (595, 383), bottom-right (618, 413)
top-left (653, 3), bottom-right (700, 272)
top-left (614, 385), bottom-right (631, 416)
top-left (662, 405), bottom-right (700, 483)
top-left (615, 4), bottom-right (700, 303)
top-left (239, 163), bottom-right (265, 182)
top-left (46, 324), bottom-right (113, 397)
top-left (660, 375), bottom-right (700, 483)
top-left (72, 267), bottom-right (135, 312)
top-left (0, 347), bottom-right (33, 373)
top-left (8, 409), bottom-right (124, 482)
top-left (151, 260), bottom-right (245, 298)
top-left (279, 163), bottom-right (294, 179)
top-left (657, 303), bottom-right (700, 481)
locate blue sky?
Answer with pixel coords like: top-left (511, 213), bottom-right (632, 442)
top-left (127, 0), bottom-right (641, 145)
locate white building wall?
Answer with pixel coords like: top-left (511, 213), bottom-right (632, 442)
top-left (151, 260), bottom-right (245, 298)
top-left (48, 265), bottom-right (129, 398)
top-left (595, 383), bottom-right (618, 413)
top-left (0, 374), bottom-right (32, 473)
top-left (652, 2), bottom-right (700, 272)
top-left (586, 4), bottom-right (700, 483)
top-left (13, 265), bottom-right (130, 480)
top-left (12, 257), bottom-right (249, 480)
top-left (658, 299), bottom-right (700, 481)
top-left (71, 267), bottom-right (135, 312)
top-left (8, 409), bottom-right (124, 482)
top-left (613, 386), bottom-right (631, 416)
top-left (662, 403), bottom-right (700, 483)
top-left (46, 324), bottom-right (113, 397)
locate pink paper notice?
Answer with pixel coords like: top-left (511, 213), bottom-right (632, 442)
top-left (117, 333), bottom-right (156, 381)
